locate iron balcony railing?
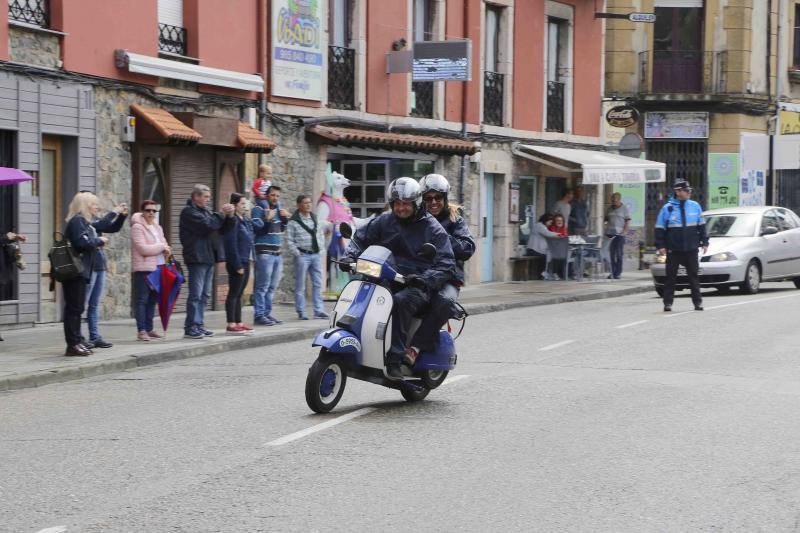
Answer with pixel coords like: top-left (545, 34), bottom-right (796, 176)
top-left (483, 71), bottom-right (504, 126)
top-left (546, 81), bottom-right (565, 133)
top-left (328, 45), bottom-right (356, 110)
top-left (8, 0), bottom-right (49, 27)
top-left (411, 81), bottom-right (433, 118)
top-left (158, 23), bottom-right (187, 56)
top-left (638, 50), bottom-right (728, 94)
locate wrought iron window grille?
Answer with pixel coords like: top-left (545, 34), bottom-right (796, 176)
top-left (546, 81), bottom-right (565, 133)
top-left (483, 71), bottom-right (504, 126)
top-left (158, 23), bottom-right (188, 56)
top-left (328, 45), bottom-right (356, 110)
top-left (8, 0), bottom-right (49, 28)
top-left (411, 81), bottom-right (433, 118)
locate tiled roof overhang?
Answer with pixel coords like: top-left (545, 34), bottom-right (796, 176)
top-left (306, 125), bottom-right (478, 155)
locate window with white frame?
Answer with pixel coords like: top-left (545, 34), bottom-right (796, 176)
top-left (158, 0), bottom-right (187, 56)
top-left (328, 0), bottom-right (357, 110)
top-left (411, 0), bottom-right (436, 118)
top-left (546, 17), bottom-right (569, 132)
top-left (483, 4), bottom-right (504, 126)
top-left (8, 0), bottom-right (49, 28)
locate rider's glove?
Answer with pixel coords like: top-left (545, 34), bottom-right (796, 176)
top-left (405, 274), bottom-right (428, 291)
top-left (339, 261), bottom-right (354, 273)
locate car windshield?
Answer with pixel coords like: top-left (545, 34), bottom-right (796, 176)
top-left (705, 213), bottom-right (759, 237)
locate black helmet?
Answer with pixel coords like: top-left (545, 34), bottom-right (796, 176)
top-left (386, 177), bottom-right (422, 206)
top-left (419, 174), bottom-right (451, 195)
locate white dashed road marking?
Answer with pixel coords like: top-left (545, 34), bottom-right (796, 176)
top-left (35, 527), bottom-right (68, 533)
top-left (615, 320), bottom-right (649, 329)
top-left (266, 374), bottom-right (470, 447)
top-left (539, 340), bottom-right (575, 352)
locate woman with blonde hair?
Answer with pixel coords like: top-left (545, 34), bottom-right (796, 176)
top-left (62, 191), bottom-right (108, 356)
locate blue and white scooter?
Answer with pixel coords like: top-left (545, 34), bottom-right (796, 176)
top-left (304, 228), bottom-right (464, 413)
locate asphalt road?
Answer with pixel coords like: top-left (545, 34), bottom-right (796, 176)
top-left (4, 282), bottom-right (800, 533)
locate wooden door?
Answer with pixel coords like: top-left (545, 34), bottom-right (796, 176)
top-left (39, 136), bottom-right (63, 322)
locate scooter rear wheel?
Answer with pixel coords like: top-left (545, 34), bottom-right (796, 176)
top-left (421, 370), bottom-right (448, 389)
top-left (305, 352), bottom-right (347, 413)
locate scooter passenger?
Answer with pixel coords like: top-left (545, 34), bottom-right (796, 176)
top-left (342, 177), bottom-right (456, 379)
top-left (413, 174), bottom-right (475, 350)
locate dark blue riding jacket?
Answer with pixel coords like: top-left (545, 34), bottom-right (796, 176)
top-left (436, 211), bottom-right (475, 284)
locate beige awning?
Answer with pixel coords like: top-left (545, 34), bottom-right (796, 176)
top-left (513, 144), bottom-right (666, 184)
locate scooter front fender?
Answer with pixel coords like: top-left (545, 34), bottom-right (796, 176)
top-left (312, 328), bottom-right (363, 365)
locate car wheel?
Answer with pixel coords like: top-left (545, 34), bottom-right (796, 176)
top-left (739, 261), bottom-right (761, 295)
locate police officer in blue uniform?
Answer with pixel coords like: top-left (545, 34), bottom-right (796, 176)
top-left (654, 180), bottom-right (709, 312)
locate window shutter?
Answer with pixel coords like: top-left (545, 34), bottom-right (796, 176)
top-left (158, 0), bottom-right (183, 27)
top-left (654, 1), bottom-right (703, 7)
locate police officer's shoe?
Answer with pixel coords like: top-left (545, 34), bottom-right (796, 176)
top-left (663, 305), bottom-right (672, 312)
top-left (694, 305), bottom-right (704, 311)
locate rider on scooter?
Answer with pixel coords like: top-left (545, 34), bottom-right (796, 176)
top-left (413, 174), bottom-right (475, 350)
top-left (342, 177), bottom-right (456, 378)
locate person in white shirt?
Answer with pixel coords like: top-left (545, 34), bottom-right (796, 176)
top-left (551, 189), bottom-right (574, 229)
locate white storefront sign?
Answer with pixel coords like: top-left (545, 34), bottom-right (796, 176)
top-left (271, 0), bottom-right (323, 101)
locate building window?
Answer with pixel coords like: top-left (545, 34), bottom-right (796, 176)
top-left (793, 4), bottom-right (800, 69)
top-left (649, 5), bottom-right (704, 92)
top-left (328, 0), bottom-right (356, 110)
top-left (0, 130), bottom-right (16, 301)
top-left (8, 0), bottom-right (49, 28)
top-left (158, 0), bottom-right (187, 56)
top-left (546, 17), bottom-right (568, 132)
top-left (483, 5), bottom-right (504, 126)
top-left (411, 0), bottom-right (434, 118)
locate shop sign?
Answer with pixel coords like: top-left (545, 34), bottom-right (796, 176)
top-left (412, 40), bottom-right (471, 81)
top-left (644, 112), bottom-right (709, 139)
top-left (271, 0), bottom-right (323, 101)
top-left (740, 169), bottom-right (766, 207)
top-left (509, 182), bottom-right (520, 223)
top-left (779, 110), bottom-right (800, 134)
top-left (605, 105), bottom-right (639, 128)
top-left (707, 153), bottom-right (740, 209)
top-left (612, 183), bottom-right (645, 227)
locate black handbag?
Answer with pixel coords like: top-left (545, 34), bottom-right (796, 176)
top-left (48, 231), bottom-right (84, 284)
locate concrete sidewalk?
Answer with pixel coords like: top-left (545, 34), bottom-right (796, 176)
top-left (0, 272), bottom-right (654, 392)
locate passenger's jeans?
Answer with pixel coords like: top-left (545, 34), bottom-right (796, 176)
top-left (609, 235), bottom-right (625, 278)
top-left (133, 271), bottom-right (157, 333)
top-left (294, 253), bottom-right (324, 316)
top-left (84, 269), bottom-right (105, 341)
top-left (389, 287), bottom-right (431, 362)
top-left (253, 253), bottom-right (282, 318)
top-left (413, 283), bottom-right (460, 352)
top-left (63, 277), bottom-right (87, 347)
top-left (184, 263), bottom-right (214, 332)
top-left (225, 263), bottom-right (250, 324)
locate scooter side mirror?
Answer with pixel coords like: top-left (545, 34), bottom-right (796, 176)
top-left (418, 243), bottom-right (437, 262)
top-left (339, 222), bottom-right (353, 239)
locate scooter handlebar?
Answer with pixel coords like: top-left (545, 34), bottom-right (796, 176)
top-left (394, 273), bottom-right (406, 284)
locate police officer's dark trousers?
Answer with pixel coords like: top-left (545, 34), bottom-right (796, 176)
top-left (663, 250), bottom-right (702, 307)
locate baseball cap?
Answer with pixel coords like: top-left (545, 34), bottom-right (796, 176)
top-left (672, 180), bottom-right (692, 191)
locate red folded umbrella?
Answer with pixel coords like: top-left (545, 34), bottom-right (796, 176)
top-left (145, 259), bottom-right (185, 331)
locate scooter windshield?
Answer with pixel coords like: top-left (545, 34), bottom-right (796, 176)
top-left (359, 245), bottom-right (392, 265)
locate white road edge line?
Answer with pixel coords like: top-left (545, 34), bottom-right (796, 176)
top-left (35, 527), bottom-right (68, 533)
top-left (266, 374), bottom-right (471, 447)
top-left (664, 293), bottom-right (800, 318)
top-left (615, 320), bottom-right (649, 329)
top-left (539, 340), bottom-right (574, 352)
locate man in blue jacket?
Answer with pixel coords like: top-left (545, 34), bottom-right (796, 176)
top-left (179, 184), bottom-right (235, 339)
top-left (654, 180), bottom-right (709, 312)
top-left (343, 178), bottom-right (456, 378)
top-left (251, 184), bottom-right (290, 326)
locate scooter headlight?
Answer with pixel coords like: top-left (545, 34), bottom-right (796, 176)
top-left (356, 259), bottom-right (382, 278)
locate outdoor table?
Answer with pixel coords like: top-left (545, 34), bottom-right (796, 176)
top-left (569, 242), bottom-right (601, 282)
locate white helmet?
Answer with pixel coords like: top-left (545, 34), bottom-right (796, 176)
top-left (386, 177), bottom-right (422, 206)
top-left (419, 173), bottom-right (451, 195)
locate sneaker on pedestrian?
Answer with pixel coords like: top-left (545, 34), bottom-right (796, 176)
top-left (226, 325), bottom-right (247, 336)
top-left (200, 327), bottom-right (214, 337)
top-left (137, 331), bottom-right (151, 342)
top-left (552, 274), bottom-right (561, 281)
top-left (267, 315), bottom-right (283, 325)
top-left (298, 313), bottom-right (309, 320)
top-left (239, 325), bottom-right (254, 332)
top-left (147, 331), bottom-right (163, 339)
top-left (82, 339), bottom-right (95, 350)
top-left (254, 316), bottom-right (274, 326)
top-left (91, 338), bottom-right (113, 349)
top-left (313, 311), bottom-right (330, 320)
top-left (184, 327), bottom-right (205, 340)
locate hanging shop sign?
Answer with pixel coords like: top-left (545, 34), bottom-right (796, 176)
top-left (271, 0), bottom-right (323, 101)
top-left (605, 105), bottom-right (639, 128)
top-left (412, 40), bottom-right (472, 81)
top-left (644, 112), bottom-right (709, 139)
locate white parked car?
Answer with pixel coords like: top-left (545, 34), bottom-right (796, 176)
top-left (651, 206), bottom-right (800, 296)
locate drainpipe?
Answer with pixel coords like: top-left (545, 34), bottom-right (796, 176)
top-left (767, 0), bottom-right (774, 204)
top-left (458, 0), bottom-right (470, 205)
top-left (258, 0), bottom-right (268, 165)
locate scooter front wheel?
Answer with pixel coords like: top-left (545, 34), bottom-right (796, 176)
top-left (305, 352), bottom-right (347, 413)
top-left (400, 385), bottom-right (430, 403)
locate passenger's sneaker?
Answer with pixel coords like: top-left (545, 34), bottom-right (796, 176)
top-left (267, 315), bottom-right (283, 325)
top-left (402, 346), bottom-right (419, 366)
top-left (184, 328), bottom-right (204, 340)
top-left (313, 311), bottom-right (330, 320)
top-left (254, 316), bottom-right (274, 326)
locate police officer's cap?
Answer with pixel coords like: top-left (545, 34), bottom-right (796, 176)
top-left (672, 180), bottom-right (692, 191)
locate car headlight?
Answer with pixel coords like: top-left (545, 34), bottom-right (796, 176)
top-left (356, 259), bottom-right (382, 277)
top-left (706, 252), bottom-right (737, 262)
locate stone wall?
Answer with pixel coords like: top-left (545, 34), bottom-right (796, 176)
top-left (9, 26), bottom-right (60, 69)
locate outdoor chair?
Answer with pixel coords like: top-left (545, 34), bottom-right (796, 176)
top-left (545, 237), bottom-right (575, 280)
top-left (581, 235), bottom-right (603, 280)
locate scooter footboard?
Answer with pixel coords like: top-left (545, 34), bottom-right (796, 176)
top-left (312, 329), bottom-right (362, 366)
top-left (413, 331), bottom-right (457, 371)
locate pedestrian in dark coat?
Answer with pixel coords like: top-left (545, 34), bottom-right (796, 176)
top-left (222, 193), bottom-right (255, 335)
top-left (178, 184), bottom-right (235, 339)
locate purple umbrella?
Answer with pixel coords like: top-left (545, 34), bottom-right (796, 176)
top-left (0, 167), bottom-right (33, 186)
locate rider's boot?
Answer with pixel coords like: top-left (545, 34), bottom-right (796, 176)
top-left (386, 352), bottom-right (404, 379)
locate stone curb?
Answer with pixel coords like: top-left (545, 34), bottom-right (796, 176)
top-left (0, 283), bottom-right (653, 393)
